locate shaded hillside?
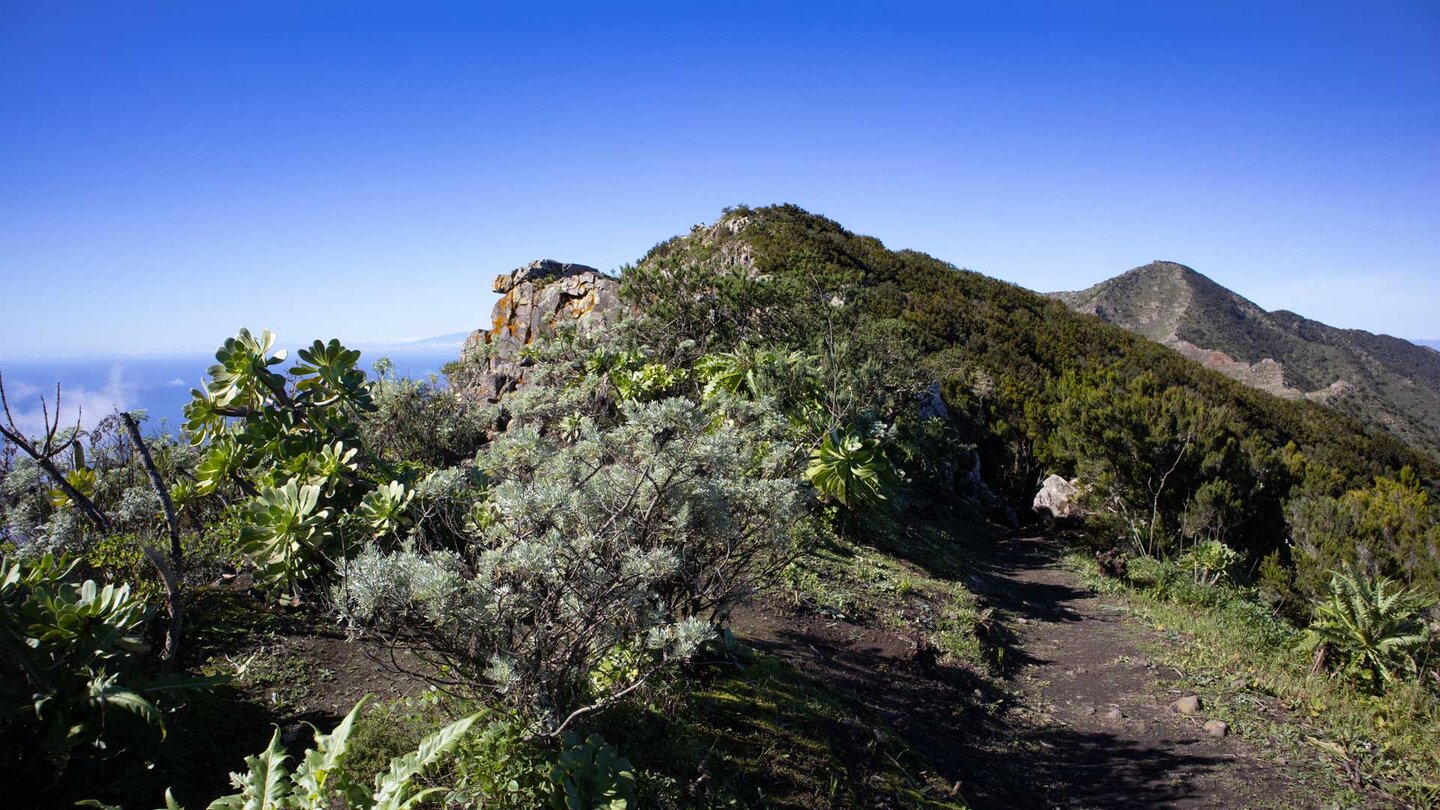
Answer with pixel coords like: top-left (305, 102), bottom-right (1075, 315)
top-left (1053, 261), bottom-right (1440, 460)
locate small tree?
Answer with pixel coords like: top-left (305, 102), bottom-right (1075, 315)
top-left (182, 329), bottom-right (403, 597)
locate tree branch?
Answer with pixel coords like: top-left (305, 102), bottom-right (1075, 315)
top-left (120, 412), bottom-right (183, 571)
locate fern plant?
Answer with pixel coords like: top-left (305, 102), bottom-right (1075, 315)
top-left (1301, 567), bottom-right (1435, 691)
top-left (90, 698), bottom-right (481, 810)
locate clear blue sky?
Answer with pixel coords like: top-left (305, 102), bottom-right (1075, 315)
top-left (2, 1), bottom-right (1437, 358)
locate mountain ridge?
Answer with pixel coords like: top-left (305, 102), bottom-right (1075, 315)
top-left (1051, 261), bottom-right (1440, 460)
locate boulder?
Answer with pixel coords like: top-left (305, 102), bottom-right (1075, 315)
top-left (1033, 474), bottom-right (1081, 519)
top-left (456, 260), bottom-right (624, 403)
top-left (1204, 719), bottom-right (1229, 737)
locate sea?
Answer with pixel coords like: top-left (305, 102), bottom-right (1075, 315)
top-left (0, 346), bottom-right (462, 438)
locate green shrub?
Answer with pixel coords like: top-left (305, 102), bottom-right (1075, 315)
top-left (0, 554), bottom-right (193, 765)
top-left (1181, 540), bottom-right (1239, 587)
top-left (804, 427), bottom-right (899, 509)
top-left (183, 329), bottom-right (386, 596)
top-left (237, 479), bottom-right (332, 596)
top-left (336, 395), bottom-right (798, 725)
top-left (548, 733), bottom-right (637, 810)
top-left (1301, 567), bottom-right (1435, 691)
top-left (114, 698), bottom-right (481, 810)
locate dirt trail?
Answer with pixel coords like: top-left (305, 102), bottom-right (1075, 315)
top-left (737, 535), bottom-right (1330, 809)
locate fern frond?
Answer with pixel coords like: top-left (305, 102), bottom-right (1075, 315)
top-left (370, 713), bottom-right (479, 810)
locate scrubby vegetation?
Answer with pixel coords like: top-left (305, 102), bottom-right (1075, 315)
top-left (1, 204), bottom-right (1436, 807)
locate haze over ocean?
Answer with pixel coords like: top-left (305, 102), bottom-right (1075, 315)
top-left (0, 347), bottom-right (461, 436)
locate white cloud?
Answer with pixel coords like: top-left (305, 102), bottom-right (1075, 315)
top-left (165, 378), bottom-right (187, 387)
top-left (3, 366), bottom-right (137, 438)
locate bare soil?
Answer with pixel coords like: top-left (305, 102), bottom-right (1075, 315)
top-left (735, 534), bottom-right (1335, 809)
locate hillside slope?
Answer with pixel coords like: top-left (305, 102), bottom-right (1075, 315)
top-left (635, 208), bottom-right (1433, 487)
top-left (1052, 261), bottom-right (1440, 460)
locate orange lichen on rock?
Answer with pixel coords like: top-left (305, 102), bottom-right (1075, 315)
top-left (456, 260), bottom-right (625, 403)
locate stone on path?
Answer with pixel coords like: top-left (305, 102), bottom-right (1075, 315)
top-left (1173, 695), bottom-right (1202, 715)
top-left (1204, 719), bottom-right (1229, 737)
top-left (1104, 707), bottom-right (1124, 720)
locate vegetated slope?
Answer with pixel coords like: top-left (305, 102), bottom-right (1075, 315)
top-left (1052, 261), bottom-right (1440, 461)
top-left (635, 206), bottom-right (1440, 597)
top-left (639, 207), bottom-right (1434, 492)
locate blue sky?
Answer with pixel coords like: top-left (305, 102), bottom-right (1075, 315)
top-left (2, 1), bottom-right (1437, 358)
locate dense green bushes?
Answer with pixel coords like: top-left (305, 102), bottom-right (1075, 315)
top-left (638, 205), bottom-right (1440, 612)
top-left (339, 341), bottom-right (802, 727)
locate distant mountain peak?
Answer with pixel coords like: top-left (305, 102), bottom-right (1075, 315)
top-left (1051, 264), bottom-right (1440, 460)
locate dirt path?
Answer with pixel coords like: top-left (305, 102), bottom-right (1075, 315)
top-left (736, 534), bottom-right (1331, 809)
top-left (967, 535), bottom-right (1323, 809)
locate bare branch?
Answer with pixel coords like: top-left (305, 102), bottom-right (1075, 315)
top-left (0, 373), bottom-right (112, 533)
top-left (141, 547), bottom-right (183, 661)
top-left (121, 412), bottom-right (183, 571)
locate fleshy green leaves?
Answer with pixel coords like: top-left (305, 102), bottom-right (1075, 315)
top-left (238, 480), bottom-right (333, 596)
top-left (207, 328), bottom-right (289, 411)
top-left (292, 339), bottom-right (375, 412)
top-left (180, 329), bottom-right (386, 597)
top-left (0, 554), bottom-right (184, 761)
top-left (359, 481), bottom-right (413, 540)
top-left (48, 466), bottom-right (97, 509)
top-left (804, 428), bottom-right (899, 509)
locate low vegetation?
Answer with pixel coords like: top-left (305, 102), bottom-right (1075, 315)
top-left (0, 204), bottom-right (1436, 807)
top-left (1065, 552), bottom-right (1439, 805)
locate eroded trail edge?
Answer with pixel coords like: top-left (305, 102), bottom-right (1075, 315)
top-left (737, 535), bottom-right (1332, 809)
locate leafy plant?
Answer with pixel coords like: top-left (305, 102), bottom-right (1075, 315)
top-left (1182, 540), bottom-right (1238, 587)
top-left (179, 329), bottom-right (394, 595)
top-left (358, 481), bottom-right (413, 540)
top-left (610, 361), bottom-right (686, 402)
top-left (48, 466), bottom-right (98, 509)
top-left (1301, 567), bottom-right (1435, 691)
top-left (90, 698), bottom-right (480, 810)
top-left (238, 479), bottom-right (332, 596)
top-left (804, 428), bottom-right (898, 509)
top-left (336, 396), bottom-right (797, 727)
top-left (548, 733), bottom-right (636, 810)
top-left (0, 554), bottom-right (188, 762)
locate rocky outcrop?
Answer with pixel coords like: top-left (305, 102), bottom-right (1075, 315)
top-left (1033, 474), bottom-right (1080, 519)
top-left (457, 260), bottom-right (624, 403)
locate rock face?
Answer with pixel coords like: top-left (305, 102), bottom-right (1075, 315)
top-left (1033, 474), bottom-right (1080, 519)
top-left (457, 260), bottom-right (624, 403)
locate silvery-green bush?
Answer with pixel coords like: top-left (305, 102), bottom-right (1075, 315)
top-left (336, 391), bottom-right (799, 730)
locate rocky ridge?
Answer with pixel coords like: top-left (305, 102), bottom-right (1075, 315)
top-left (1052, 261), bottom-right (1440, 460)
top-left (456, 259), bottom-right (624, 402)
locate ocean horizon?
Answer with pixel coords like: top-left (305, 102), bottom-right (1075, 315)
top-left (0, 345), bottom-right (463, 438)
